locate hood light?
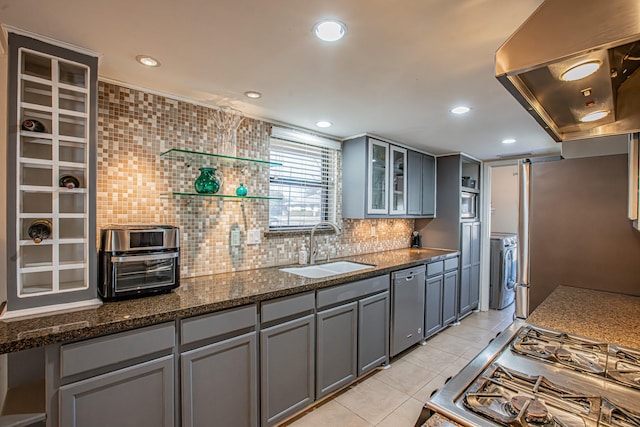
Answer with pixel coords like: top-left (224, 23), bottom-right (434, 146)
top-left (560, 60), bottom-right (601, 81)
top-left (313, 20), bottom-right (347, 42)
top-left (580, 110), bottom-right (609, 122)
top-left (451, 106), bottom-right (471, 115)
top-left (136, 55), bottom-right (160, 67)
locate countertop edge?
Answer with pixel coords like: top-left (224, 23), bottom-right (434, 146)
top-left (1, 248), bottom-right (459, 353)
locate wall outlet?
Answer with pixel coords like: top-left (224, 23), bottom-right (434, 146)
top-left (247, 229), bottom-right (261, 245)
top-left (371, 225), bottom-right (376, 237)
top-left (230, 229), bottom-right (241, 247)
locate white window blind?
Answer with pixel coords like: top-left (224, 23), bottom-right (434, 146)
top-left (269, 128), bottom-right (339, 229)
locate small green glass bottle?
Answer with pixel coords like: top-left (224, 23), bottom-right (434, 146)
top-left (235, 183), bottom-right (248, 197)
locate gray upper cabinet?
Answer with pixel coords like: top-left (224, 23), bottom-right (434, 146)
top-left (260, 293), bottom-right (315, 427)
top-left (343, 136), bottom-right (433, 218)
top-left (407, 150), bottom-right (437, 218)
top-left (180, 305), bottom-right (258, 427)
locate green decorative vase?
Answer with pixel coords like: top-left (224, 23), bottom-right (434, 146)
top-left (235, 183), bottom-right (248, 197)
top-left (194, 167), bottom-right (222, 194)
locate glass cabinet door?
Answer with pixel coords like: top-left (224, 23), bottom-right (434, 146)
top-left (389, 146), bottom-right (407, 215)
top-left (367, 139), bottom-right (388, 214)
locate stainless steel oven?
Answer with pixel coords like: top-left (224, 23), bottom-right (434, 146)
top-left (98, 225), bottom-right (180, 300)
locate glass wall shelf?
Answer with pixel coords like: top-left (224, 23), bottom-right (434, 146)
top-left (168, 192), bottom-right (281, 201)
top-left (160, 148), bottom-right (282, 167)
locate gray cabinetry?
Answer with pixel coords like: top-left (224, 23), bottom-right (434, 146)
top-left (59, 355), bottom-right (174, 427)
top-left (316, 302), bottom-right (357, 398)
top-left (408, 149), bottom-right (437, 218)
top-left (180, 305), bottom-right (258, 427)
top-left (50, 323), bottom-right (176, 427)
top-left (260, 293), bottom-right (315, 427)
top-left (460, 222), bottom-right (481, 318)
top-left (391, 265), bottom-right (426, 356)
top-left (316, 275), bottom-right (389, 397)
top-left (358, 291), bottom-right (389, 374)
top-left (343, 136), bottom-right (432, 218)
top-left (425, 257), bottom-right (459, 339)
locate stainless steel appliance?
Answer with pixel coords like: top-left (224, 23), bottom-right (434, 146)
top-left (461, 192), bottom-right (477, 219)
top-left (391, 265), bottom-right (426, 356)
top-left (489, 233), bottom-right (517, 310)
top-left (495, 0), bottom-right (640, 142)
top-left (98, 225), bottom-right (180, 300)
top-left (421, 322), bottom-right (640, 426)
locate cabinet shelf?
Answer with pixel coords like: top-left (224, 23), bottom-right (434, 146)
top-left (168, 192), bottom-right (282, 201)
top-left (160, 148), bottom-right (282, 167)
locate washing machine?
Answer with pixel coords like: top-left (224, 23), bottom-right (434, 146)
top-left (489, 233), bottom-right (517, 310)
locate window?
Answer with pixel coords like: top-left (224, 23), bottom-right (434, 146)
top-left (269, 127), bottom-right (339, 230)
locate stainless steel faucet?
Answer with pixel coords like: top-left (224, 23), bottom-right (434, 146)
top-left (309, 221), bottom-right (341, 264)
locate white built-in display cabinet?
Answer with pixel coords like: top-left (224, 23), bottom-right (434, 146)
top-left (5, 32), bottom-right (98, 315)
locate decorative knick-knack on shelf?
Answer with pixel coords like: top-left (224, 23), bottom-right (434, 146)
top-left (21, 119), bottom-right (46, 133)
top-left (28, 219), bottom-right (52, 244)
top-left (194, 167), bottom-right (223, 194)
top-left (235, 183), bottom-right (248, 197)
top-left (210, 106), bottom-right (245, 157)
top-left (59, 174), bottom-right (80, 189)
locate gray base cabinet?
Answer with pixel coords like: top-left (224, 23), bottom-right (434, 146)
top-left (358, 291), bottom-right (389, 375)
top-left (391, 266), bottom-right (426, 356)
top-left (425, 257), bottom-right (460, 339)
top-left (260, 292), bottom-right (316, 427)
top-left (316, 302), bottom-right (357, 398)
top-left (59, 355), bottom-right (174, 427)
top-left (181, 332), bottom-right (257, 427)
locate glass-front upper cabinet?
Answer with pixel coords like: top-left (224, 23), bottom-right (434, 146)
top-left (5, 32), bottom-right (98, 316)
top-left (390, 146), bottom-right (407, 215)
top-left (367, 139), bottom-right (388, 214)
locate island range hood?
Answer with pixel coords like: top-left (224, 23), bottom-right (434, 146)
top-left (496, 0), bottom-right (640, 142)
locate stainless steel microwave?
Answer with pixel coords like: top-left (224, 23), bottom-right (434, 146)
top-left (461, 192), bottom-right (478, 219)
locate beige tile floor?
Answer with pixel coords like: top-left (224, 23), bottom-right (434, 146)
top-left (285, 305), bottom-right (515, 427)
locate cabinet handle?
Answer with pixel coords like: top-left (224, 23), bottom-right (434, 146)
top-left (406, 333), bottom-right (413, 338)
top-left (405, 275), bottom-right (414, 281)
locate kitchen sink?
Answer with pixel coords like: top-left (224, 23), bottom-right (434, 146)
top-left (280, 261), bottom-right (375, 278)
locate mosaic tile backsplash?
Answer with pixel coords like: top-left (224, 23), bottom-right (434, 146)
top-left (97, 82), bottom-right (414, 278)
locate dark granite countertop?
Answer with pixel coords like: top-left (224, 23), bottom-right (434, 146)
top-left (527, 285), bottom-right (640, 349)
top-left (0, 248), bottom-right (457, 354)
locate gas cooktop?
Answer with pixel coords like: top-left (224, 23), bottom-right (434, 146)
top-left (425, 322), bottom-right (640, 427)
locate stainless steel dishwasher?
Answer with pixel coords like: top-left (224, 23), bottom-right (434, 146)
top-left (390, 265), bottom-right (426, 357)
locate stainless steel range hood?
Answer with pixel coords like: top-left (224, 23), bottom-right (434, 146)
top-left (496, 0), bottom-right (640, 142)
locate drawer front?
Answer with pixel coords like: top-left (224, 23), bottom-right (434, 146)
top-left (427, 261), bottom-right (444, 277)
top-left (181, 304), bottom-right (257, 346)
top-left (317, 274), bottom-right (389, 309)
top-left (261, 292), bottom-right (315, 324)
top-left (60, 323), bottom-right (175, 379)
top-left (444, 257), bottom-right (459, 272)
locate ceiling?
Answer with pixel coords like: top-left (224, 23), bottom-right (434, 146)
top-left (0, 0), bottom-right (574, 159)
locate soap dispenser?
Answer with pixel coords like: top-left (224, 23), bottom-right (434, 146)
top-left (298, 243), bottom-right (308, 265)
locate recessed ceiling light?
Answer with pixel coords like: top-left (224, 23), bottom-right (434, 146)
top-left (580, 110), bottom-right (609, 122)
top-left (316, 121), bottom-right (332, 128)
top-left (560, 60), bottom-right (601, 81)
top-left (136, 55), bottom-right (160, 67)
top-left (313, 20), bottom-right (347, 42)
top-left (451, 106), bottom-right (471, 115)
top-left (244, 91), bottom-right (262, 99)
top-left (502, 138), bottom-right (517, 144)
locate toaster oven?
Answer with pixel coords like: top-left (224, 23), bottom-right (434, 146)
top-left (98, 225), bottom-right (180, 300)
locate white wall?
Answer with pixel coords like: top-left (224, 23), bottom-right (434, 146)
top-left (490, 164), bottom-right (518, 234)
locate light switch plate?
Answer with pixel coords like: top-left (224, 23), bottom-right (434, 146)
top-left (231, 229), bottom-right (241, 247)
top-left (247, 229), bottom-right (261, 245)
